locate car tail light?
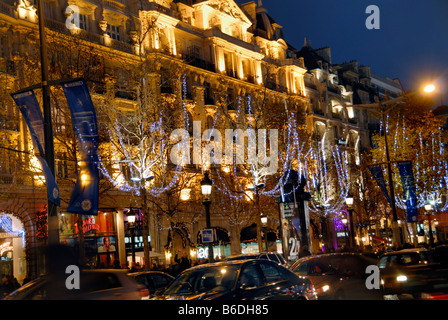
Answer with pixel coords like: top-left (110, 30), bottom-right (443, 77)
top-left (309, 280), bottom-right (316, 293)
top-left (139, 288), bottom-right (150, 299)
top-left (307, 280), bottom-right (316, 298)
top-left (422, 292), bottom-right (448, 300)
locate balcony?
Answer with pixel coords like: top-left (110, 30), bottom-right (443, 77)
top-left (141, 2), bottom-right (181, 20)
top-left (265, 80), bottom-right (287, 93)
top-left (279, 58), bottom-right (305, 69)
top-left (204, 27), bottom-right (260, 54)
top-left (182, 54), bottom-right (215, 73)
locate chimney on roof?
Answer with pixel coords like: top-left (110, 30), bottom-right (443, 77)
top-left (304, 37), bottom-right (311, 47)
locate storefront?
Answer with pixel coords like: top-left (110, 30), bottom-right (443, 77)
top-left (164, 223), bottom-right (195, 266)
top-left (196, 226), bottom-right (231, 261)
top-left (334, 212), bottom-right (350, 250)
top-left (59, 210), bottom-right (119, 268)
top-left (0, 213), bottom-right (26, 283)
top-left (240, 223), bottom-right (282, 254)
top-left (123, 208), bottom-right (163, 269)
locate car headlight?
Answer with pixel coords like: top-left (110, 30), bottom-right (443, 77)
top-left (316, 284), bottom-right (330, 295)
top-left (396, 275), bottom-right (407, 282)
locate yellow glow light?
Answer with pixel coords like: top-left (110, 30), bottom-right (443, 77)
top-left (424, 84), bottom-right (436, 93)
top-left (180, 189), bottom-right (191, 201)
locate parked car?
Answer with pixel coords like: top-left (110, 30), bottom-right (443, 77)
top-left (4, 269), bottom-right (148, 300)
top-left (223, 252), bottom-right (288, 267)
top-left (378, 247), bottom-right (448, 299)
top-left (128, 271), bottom-right (174, 298)
top-left (289, 253), bottom-right (383, 300)
top-left (378, 248), bottom-right (433, 269)
top-left (152, 259), bottom-right (317, 300)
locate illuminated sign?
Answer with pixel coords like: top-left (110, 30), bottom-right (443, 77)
top-left (198, 247), bottom-right (209, 259)
top-left (0, 242), bottom-right (13, 256)
top-left (75, 217), bottom-right (99, 234)
top-left (201, 229), bottom-right (214, 243)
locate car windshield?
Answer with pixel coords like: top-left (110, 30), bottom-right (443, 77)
top-left (164, 265), bottom-right (239, 295)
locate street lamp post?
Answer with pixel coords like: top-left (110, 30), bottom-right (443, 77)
top-left (127, 210), bottom-right (136, 265)
top-left (37, 0), bottom-right (59, 248)
top-left (345, 193), bottom-right (356, 249)
top-left (201, 172), bottom-right (214, 263)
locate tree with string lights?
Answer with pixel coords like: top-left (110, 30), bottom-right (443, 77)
top-left (96, 57), bottom-right (191, 269)
top-left (300, 131), bottom-right (350, 251)
top-left (204, 83), bottom-right (306, 253)
top-left (369, 94), bottom-right (448, 243)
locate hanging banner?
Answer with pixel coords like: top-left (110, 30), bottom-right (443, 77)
top-left (11, 90), bottom-right (60, 206)
top-left (62, 79), bottom-right (99, 216)
top-left (368, 164), bottom-right (392, 205)
top-left (397, 161), bottom-right (418, 223)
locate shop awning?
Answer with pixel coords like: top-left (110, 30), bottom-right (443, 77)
top-left (372, 236), bottom-right (388, 242)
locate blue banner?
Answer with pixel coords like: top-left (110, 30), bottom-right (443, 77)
top-left (397, 161), bottom-right (418, 223)
top-left (11, 90), bottom-right (60, 206)
top-left (62, 79), bottom-right (99, 216)
top-left (368, 164), bottom-right (392, 205)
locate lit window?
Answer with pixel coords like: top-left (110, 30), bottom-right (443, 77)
top-left (107, 24), bottom-right (120, 41)
top-left (79, 14), bottom-right (89, 31)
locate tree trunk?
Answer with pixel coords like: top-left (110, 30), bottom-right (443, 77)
top-left (142, 186), bottom-right (151, 270)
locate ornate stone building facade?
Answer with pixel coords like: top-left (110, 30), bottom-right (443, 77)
top-left (0, 0), bottom-right (401, 279)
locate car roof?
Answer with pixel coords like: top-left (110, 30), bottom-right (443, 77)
top-left (383, 248), bottom-right (428, 255)
top-left (128, 271), bottom-right (173, 277)
top-left (226, 252), bottom-right (280, 259)
top-left (82, 268), bottom-right (130, 274)
top-left (297, 252), bottom-right (364, 260)
top-left (182, 258), bottom-right (279, 272)
top-left (291, 252), bottom-right (366, 265)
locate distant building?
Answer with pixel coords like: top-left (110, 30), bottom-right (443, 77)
top-left (333, 60), bottom-right (404, 148)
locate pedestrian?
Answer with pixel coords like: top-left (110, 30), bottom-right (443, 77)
top-left (174, 250), bottom-right (191, 274)
top-left (112, 259), bottom-right (121, 269)
top-left (129, 262), bottom-right (139, 273)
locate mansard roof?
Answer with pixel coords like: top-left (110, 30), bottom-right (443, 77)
top-left (296, 44), bottom-right (331, 71)
top-left (253, 3), bottom-right (285, 41)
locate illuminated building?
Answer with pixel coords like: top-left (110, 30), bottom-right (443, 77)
top-left (0, 0), bottom-right (402, 278)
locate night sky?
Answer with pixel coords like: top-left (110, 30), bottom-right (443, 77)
top-left (235, 0), bottom-right (448, 104)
